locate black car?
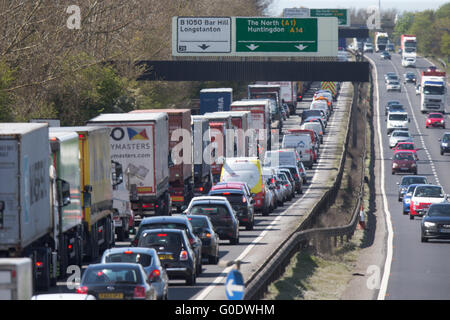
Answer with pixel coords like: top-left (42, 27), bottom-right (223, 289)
top-left (138, 229), bottom-right (197, 285)
top-left (380, 51), bottom-right (391, 59)
top-left (403, 72), bottom-right (417, 84)
top-left (77, 263), bottom-right (156, 300)
top-left (279, 165), bottom-right (303, 195)
top-left (185, 197), bottom-right (240, 244)
top-left (385, 104), bottom-right (406, 116)
top-left (421, 203), bottom-right (450, 242)
top-left (208, 188), bottom-right (255, 230)
top-left (187, 215), bottom-right (220, 264)
top-left (439, 132), bottom-right (450, 155)
top-left (132, 216), bottom-right (202, 276)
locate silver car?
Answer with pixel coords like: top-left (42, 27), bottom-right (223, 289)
top-left (387, 79), bottom-right (401, 92)
top-left (277, 172), bottom-right (293, 202)
top-left (389, 130), bottom-right (413, 148)
top-left (101, 247), bottom-right (169, 300)
top-left (263, 167), bottom-right (284, 207)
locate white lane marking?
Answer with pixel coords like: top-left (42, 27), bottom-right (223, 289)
top-left (365, 56), bottom-right (395, 300)
top-left (194, 84), bottom-right (350, 300)
top-left (389, 60), bottom-right (441, 186)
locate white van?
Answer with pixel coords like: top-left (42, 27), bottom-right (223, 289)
top-left (281, 134), bottom-right (314, 169)
top-left (387, 111), bottom-right (410, 135)
top-left (301, 122), bottom-right (324, 144)
top-left (310, 100), bottom-right (330, 119)
top-left (263, 149), bottom-right (299, 168)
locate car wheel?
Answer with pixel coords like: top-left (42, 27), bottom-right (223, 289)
top-left (262, 205), bottom-right (270, 216)
top-left (409, 214), bottom-right (414, 220)
top-left (398, 197), bottom-right (402, 202)
top-left (196, 259), bottom-right (202, 276)
top-left (186, 269), bottom-right (196, 285)
top-left (392, 171), bottom-right (395, 175)
top-left (209, 254), bottom-right (219, 265)
top-left (245, 220), bottom-right (254, 231)
top-left (421, 236), bottom-right (428, 243)
top-left (441, 150), bottom-right (444, 156)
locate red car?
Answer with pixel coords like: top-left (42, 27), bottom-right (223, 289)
top-left (426, 113), bottom-right (445, 128)
top-left (394, 142), bottom-right (418, 160)
top-left (392, 151), bottom-right (417, 175)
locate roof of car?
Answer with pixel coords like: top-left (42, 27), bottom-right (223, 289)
top-left (190, 196), bottom-right (229, 202)
top-left (141, 215), bottom-right (188, 224)
top-left (103, 247), bottom-right (157, 255)
top-left (140, 228), bottom-right (185, 235)
top-left (212, 183), bottom-right (246, 190)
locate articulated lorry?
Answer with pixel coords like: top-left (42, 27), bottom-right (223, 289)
top-left (204, 111), bottom-right (252, 158)
top-left (267, 82), bottom-right (298, 115)
top-left (191, 115), bottom-right (213, 196)
top-left (375, 32), bottom-right (389, 52)
top-left (0, 124), bottom-right (80, 292)
top-left (401, 34), bottom-right (417, 67)
top-left (420, 70), bottom-right (447, 113)
top-left (199, 88), bottom-right (233, 115)
top-left (230, 99), bottom-right (271, 159)
top-left (52, 127), bottom-right (121, 261)
top-left (129, 109), bottom-right (193, 213)
top-left (248, 84), bottom-right (282, 132)
top-left (87, 113), bottom-right (170, 220)
top-left (201, 113), bottom-right (234, 183)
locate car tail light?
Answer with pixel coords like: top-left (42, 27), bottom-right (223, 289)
top-left (142, 203), bottom-right (153, 209)
top-left (294, 173), bottom-right (299, 179)
top-left (76, 286), bottom-right (88, 294)
top-left (180, 250), bottom-right (188, 261)
top-left (35, 261), bottom-right (43, 268)
top-left (200, 187), bottom-right (204, 192)
top-left (149, 269), bottom-right (161, 282)
top-left (285, 184), bottom-right (290, 187)
top-left (124, 250), bottom-right (133, 254)
top-left (189, 237), bottom-right (194, 245)
top-left (204, 232), bottom-right (211, 238)
top-left (132, 238), bottom-right (138, 246)
top-left (133, 286), bottom-right (146, 298)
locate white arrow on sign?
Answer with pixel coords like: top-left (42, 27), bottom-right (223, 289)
top-left (246, 44), bottom-right (259, 51)
top-left (295, 44), bottom-right (308, 51)
top-left (226, 278), bottom-right (244, 297)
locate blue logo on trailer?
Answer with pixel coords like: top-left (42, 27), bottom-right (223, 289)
top-left (225, 269), bottom-right (245, 300)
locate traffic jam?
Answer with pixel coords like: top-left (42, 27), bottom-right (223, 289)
top-left (0, 79), bottom-right (341, 300)
top-left (368, 38), bottom-right (450, 244)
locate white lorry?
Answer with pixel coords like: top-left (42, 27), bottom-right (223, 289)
top-left (420, 70), bottom-right (447, 114)
top-left (87, 113), bottom-right (171, 218)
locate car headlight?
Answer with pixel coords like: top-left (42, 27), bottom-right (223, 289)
top-left (424, 221), bottom-right (436, 228)
top-left (442, 143), bottom-right (448, 147)
top-left (411, 163), bottom-right (417, 167)
top-left (393, 163), bottom-right (398, 168)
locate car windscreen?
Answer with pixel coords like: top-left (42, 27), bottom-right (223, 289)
top-left (264, 152), bottom-right (296, 166)
top-left (277, 173), bottom-right (288, 182)
top-left (105, 252), bottom-right (152, 267)
top-left (428, 114), bottom-right (443, 119)
top-left (83, 267), bottom-right (141, 285)
top-left (397, 144), bottom-right (414, 150)
top-left (393, 131), bottom-right (409, 137)
top-left (427, 204), bottom-right (450, 217)
top-left (389, 105), bottom-right (404, 111)
top-left (139, 232), bottom-right (183, 252)
top-left (406, 185), bottom-right (417, 194)
top-left (389, 114), bottom-right (407, 121)
top-left (443, 135), bottom-right (450, 143)
top-left (414, 186), bottom-right (444, 198)
top-left (394, 153), bottom-right (414, 161)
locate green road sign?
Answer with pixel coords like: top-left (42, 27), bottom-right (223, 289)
top-left (310, 9), bottom-right (349, 27)
top-left (235, 18), bottom-right (318, 53)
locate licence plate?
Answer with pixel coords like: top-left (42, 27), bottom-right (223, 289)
top-left (440, 229), bottom-right (450, 233)
top-left (400, 168), bottom-right (410, 171)
top-left (98, 293), bottom-right (123, 299)
top-left (158, 254), bottom-right (173, 260)
top-left (171, 196), bottom-right (184, 202)
top-left (114, 220), bottom-right (122, 227)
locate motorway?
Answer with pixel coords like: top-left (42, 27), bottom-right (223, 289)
top-left (39, 81), bottom-right (354, 300)
top-left (366, 52), bottom-right (450, 300)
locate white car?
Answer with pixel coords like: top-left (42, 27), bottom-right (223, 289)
top-left (31, 294), bottom-right (96, 300)
top-left (389, 130), bottom-right (413, 148)
top-left (387, 80), bottom-right (401, 92)
top-left (409, 184), bottom-right (447, 220)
